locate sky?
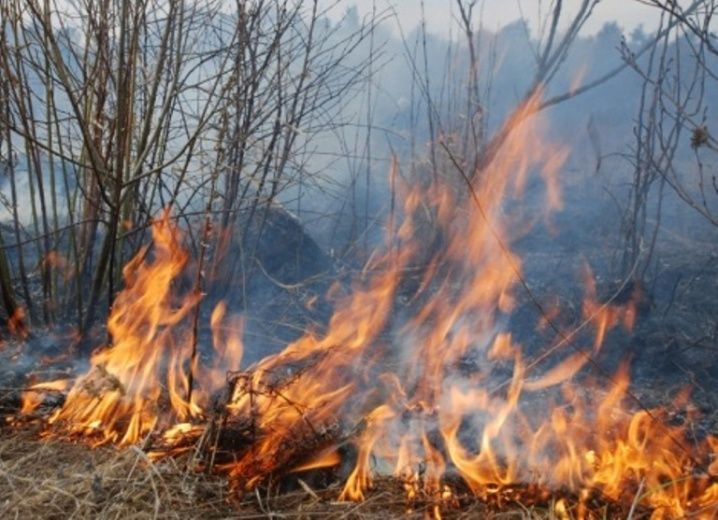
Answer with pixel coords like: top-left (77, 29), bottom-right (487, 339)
top-left (327, 0), bottom-right (664, 38)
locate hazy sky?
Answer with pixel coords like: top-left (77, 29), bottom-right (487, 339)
top-left (327, 0), bottom-right (663, 37)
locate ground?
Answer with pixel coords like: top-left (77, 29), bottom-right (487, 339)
top-left (0, 430), bottom-right (652, 519)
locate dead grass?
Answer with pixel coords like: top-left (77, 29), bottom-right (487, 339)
top-left (0, 428), bottom-right (612, 519)
top-left (0, 429), bottom-right (234, 519)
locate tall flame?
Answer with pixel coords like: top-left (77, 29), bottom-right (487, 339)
top-left (26, 91), bottom-right (718, 517)
top-left (46, 212), bottom-right (242, 445)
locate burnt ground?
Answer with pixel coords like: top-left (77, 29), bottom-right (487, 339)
top-left (510, 187), bottom-right (718, 422)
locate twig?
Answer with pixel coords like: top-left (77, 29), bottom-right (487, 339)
top-left (627, 478), bottom-right (645, 520)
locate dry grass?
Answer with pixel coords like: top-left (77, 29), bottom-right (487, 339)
top-left (0, 428), bottom-right (602, 519)
top-left (0, 429), bottom-right (234, 519)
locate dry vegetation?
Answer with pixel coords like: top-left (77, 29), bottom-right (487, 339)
top-left (1, 430), bottom-right (649, 519)
top-left (0, 430), bottom-right (234, 519)
top-left (1, 0), bottom-right (717, 519)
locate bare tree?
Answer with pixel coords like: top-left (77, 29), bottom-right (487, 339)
top-left (610, 0), bottom-right (718, 289)
top-left (637, 0), bottom-right (718, 227)
top-left (0, 0), bottom-right (377, 339)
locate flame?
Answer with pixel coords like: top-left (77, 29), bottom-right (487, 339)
top-left (44, 212), bottom-right (242, 446)
top-left (21, 91), bottom-right (718, 517)
top-left (340, 405), bottom-right (396, 501)
top-left (290, 448), bottom-right (341, 473)
top-left (581, 268), bottom-right (641, 353)
top-left (205, 301), bottom-right (243, 391)
top-left (18, 379), bottom-right (71, 416)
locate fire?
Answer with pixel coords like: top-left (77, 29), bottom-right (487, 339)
top-left (14, 91), bottom-right (718, 517)
top-left (43, 212), bottom-right (242, 446)
top-left (581, 264), bottom-right (641, 352)
top-left (18, 379), bottom-right (71, 417)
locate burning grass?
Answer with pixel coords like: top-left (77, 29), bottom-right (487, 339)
top-left (4, 92), bottom-right (718, 518)
top-left (0, 430), bottom-right (660, 519)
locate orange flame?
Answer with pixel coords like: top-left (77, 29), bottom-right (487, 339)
top-left (26, 90), bottom-right (718, 518)
top-left (46, 212), bottom-right (208, 445)
top-left (18, 379), bottom-right (71, 416)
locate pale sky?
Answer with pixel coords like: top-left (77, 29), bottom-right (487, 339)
top-left (327, 0), bottom-right (664, 38)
